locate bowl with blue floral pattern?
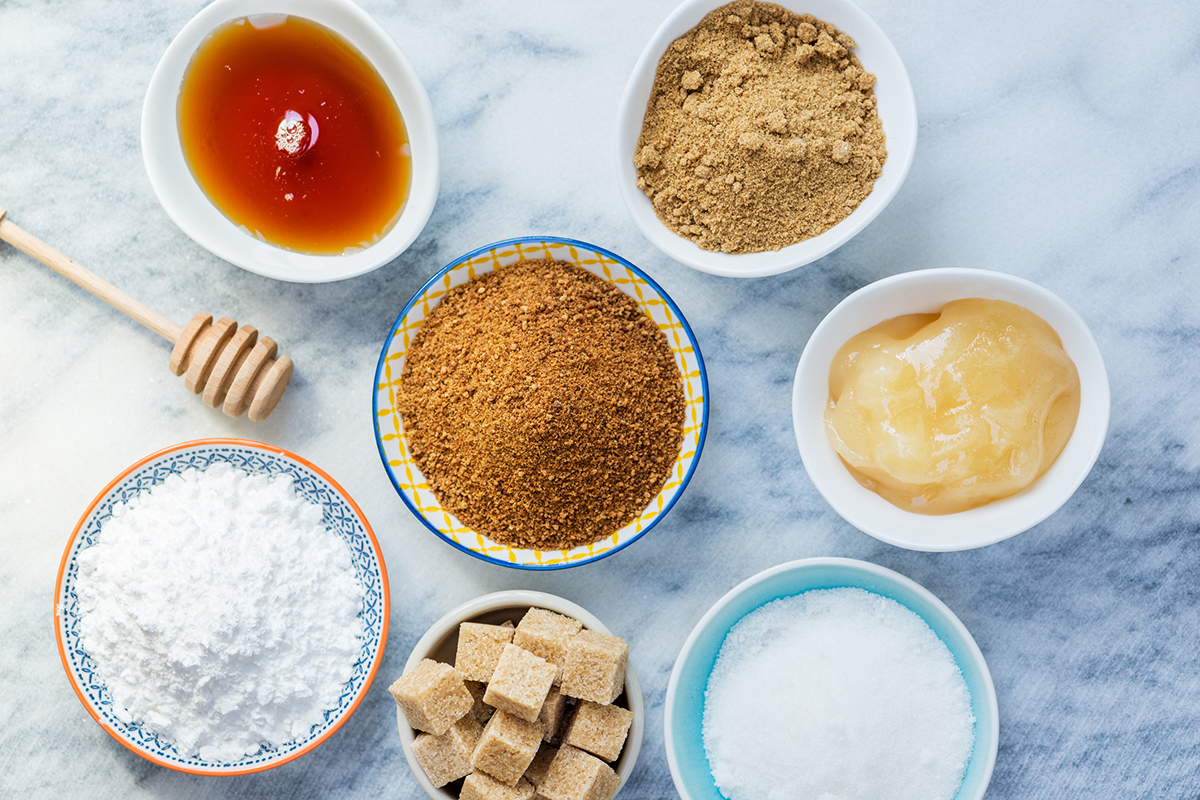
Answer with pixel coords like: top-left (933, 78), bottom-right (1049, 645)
top-left (54, 438), bottom-right (389, 775)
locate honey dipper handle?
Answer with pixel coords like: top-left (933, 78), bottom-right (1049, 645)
top-left (0, 206), bottom-right (183, 343)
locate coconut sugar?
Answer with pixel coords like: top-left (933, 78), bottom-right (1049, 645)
top-left (703, 588), bottom-right (974, 800)
top-left (635, 0), bottom-right (887, 253)
top-left (396, 259), bottom-right (684, 551)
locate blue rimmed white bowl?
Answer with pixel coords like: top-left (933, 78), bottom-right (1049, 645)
top-left (373, 236), bottom-right (709, 569)
top-left (54, 439), bottom-right (390, 775)
top-left (665, 558), bottom-right (998, 800)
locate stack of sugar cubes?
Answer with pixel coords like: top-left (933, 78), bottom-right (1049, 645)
top-left (391, 607), bottom-right (634, 800)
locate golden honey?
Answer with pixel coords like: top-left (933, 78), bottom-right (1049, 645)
top-left (177, 15), bottom-right (410, 255)
top-left (824, 298), bottom-right (1080, 514)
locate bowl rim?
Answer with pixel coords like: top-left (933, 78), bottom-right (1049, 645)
top-left (372, 235), bottom-right (710, 570)
top-left (792, 267), bottom-right (1111, 550)
top-left (54, 437), bottom-right (390, 775)
top-left (663, 557), bottom-right (999, 800)
top-left (615, 0), bottom-right (918, 278)
top-left (141, 0), bottom-right (440, 283)
top-left (396, 590), bottom-right (644, 800)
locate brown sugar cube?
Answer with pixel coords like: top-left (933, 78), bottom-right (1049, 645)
top-left (513, 608), bottom-right (583, 683)
top-left (471, 709), bottom-right (544, 786)
top-left (466, 680), bottom-right (496, 724)
top-left (456, 622), bottom-right (516, 682)
top-left (559, 630), bottom-right (629, 705)
top-left (563, 701), bottom-right (633, 763)
top-left (523, 743), bottom-right (558, 788)
top-left (538, 686), bottom-right (569, 743)
top-left (410, 713), bottom-right (482, 788)
top-left (537, 744), bottom-right (621, 800)
top-left (390, 659), bottom-right (474, 735)
top-left (483, 643), bottom-right (556, 723)
top-left (460, 771), bottom-right (536, 800)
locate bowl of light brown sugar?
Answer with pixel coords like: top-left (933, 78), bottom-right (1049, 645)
top-left (616, 0), bottom-right (917, 277)
top-left (372, 237), bottom-right (709, 569)
top-left (390, 590), bottom-right (644, 800)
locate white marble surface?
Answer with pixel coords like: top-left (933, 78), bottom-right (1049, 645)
top-left (2, 0), bottom-right (1199, 797)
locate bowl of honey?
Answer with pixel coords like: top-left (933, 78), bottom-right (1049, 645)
top-left (142, 0), bottom-right (438, 282)
top-left (793, 268), bottom-right (1110, 551)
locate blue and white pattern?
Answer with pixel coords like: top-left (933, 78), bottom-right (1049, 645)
top-left (56, 442), bottom-right (387, 775)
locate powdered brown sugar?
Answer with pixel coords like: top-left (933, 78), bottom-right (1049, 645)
top-left (634, 0), bottom-right (887, 254)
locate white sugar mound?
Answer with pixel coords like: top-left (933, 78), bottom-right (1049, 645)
top-left (703, 588), bottom-right (974, 800)
top-left (75, 462), bottom-right (365, 763)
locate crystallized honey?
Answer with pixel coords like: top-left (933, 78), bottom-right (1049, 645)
top-left (824, 298), bottom-right (1080, 514)
top-left (177, 15), bottom-right (410, 255)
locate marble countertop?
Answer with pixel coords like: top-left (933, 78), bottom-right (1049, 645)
top-left (3, 0), bottom-right (1198, 797)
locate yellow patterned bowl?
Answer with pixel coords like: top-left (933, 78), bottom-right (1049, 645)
top-left (373, 237), bottom-right (709, 569)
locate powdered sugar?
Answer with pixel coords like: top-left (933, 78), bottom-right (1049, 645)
top-left (703, 588), bottom-right (974, 800)
top-left (74, 461), bottom-right (365, 763)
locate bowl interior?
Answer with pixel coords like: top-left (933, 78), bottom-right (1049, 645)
top-left (373, 236), bottom-right (709, 569)
top-left (397, 590), bottom-right (644, 800)
top-left (616, 0), bottom-right (917, 277)
top-left (55, 439), bottom-right (388, 775)
top-left (793, 268), bottom-right (1110, 550)
top-left (665, 558), bottom-right (998, 800)
top-left (141, 0), bottom-right (439, 282)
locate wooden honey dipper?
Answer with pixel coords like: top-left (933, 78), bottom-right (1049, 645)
top-left (0, 205), bottom-right (293, 421)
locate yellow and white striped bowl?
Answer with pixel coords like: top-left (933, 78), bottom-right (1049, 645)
top-left (373, 237), bottom-right (708, 569)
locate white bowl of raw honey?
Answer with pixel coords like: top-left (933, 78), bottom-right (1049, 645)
top-left (142, 0), bottom-right (438, 282)
top-left (793, 268), bottom-right (1110, 551)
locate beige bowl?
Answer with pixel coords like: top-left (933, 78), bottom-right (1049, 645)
top-left (396, 590), bottom-right (644, 800)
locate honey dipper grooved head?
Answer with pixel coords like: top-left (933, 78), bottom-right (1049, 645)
top-left (171, 312), bottom-right (293, 420)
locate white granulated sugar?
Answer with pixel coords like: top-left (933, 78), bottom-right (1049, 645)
top-left (74, 462), bottom-right (365, 763)
top-left (703, 588), bottom-right (974, 800)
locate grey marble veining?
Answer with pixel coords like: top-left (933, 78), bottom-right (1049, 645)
top-left (3, 0), bottom-right (1199, 797)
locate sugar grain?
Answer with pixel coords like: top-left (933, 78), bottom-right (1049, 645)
top-left (703, 588), bottom-right (974, 800)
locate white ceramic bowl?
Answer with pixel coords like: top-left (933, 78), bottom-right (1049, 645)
top-left (373, 236), bottom-right (709, 569)
top-left (142, 0), bottom-right (439, 282)
top-left (616, 0), bottom-right (917, 277)
top-left (396, 590), bottom-right (644, 800)
top-left (54, 438), bottom-right (389, 775)
top-left (665, 558), bottom-right (998, 800)
top-left (794, 268), bottom-right (1110, 550)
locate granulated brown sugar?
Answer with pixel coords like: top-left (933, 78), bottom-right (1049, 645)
top-left (634, 0), bottom-right (887, 254)
top-left (396, 259), bottom-right (685, 551)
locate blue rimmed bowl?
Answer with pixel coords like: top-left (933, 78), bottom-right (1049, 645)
top-left (54, 438), bottom-right (390, 775)
top-left (373, 236), bottom-right (708, 569)
top-left (665, 558), bottom-right (998, 800)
